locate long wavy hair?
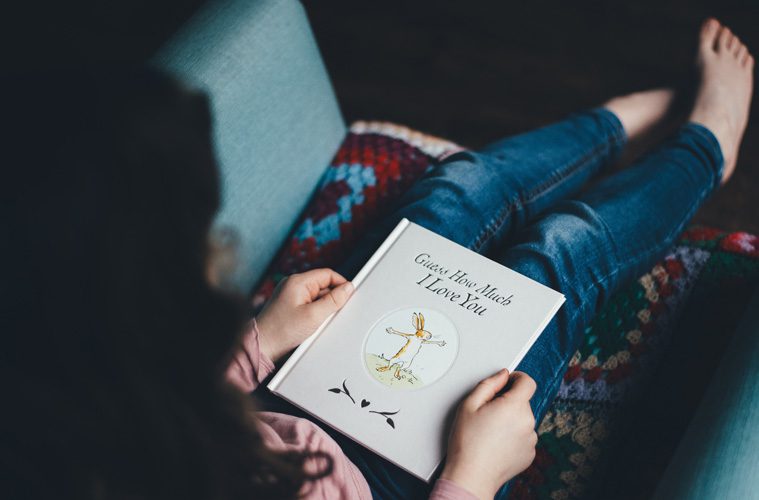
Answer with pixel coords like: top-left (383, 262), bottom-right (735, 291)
top-left (2, 66), bottom-right (329, 499)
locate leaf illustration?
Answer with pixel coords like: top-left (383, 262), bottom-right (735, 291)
top-left (327, 380), bottom-right (356, 404)
top-left (361, 399), bottom-right (370, 408)
top-left (380, 410), bottom-right (399, 416)
top-left (386, 418), bottom-right (395, 428)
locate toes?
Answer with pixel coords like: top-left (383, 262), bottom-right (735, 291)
top-left (699, 19), bottom-right (753, 67)
top-left (700, 18), bottom-right (720, 48)
top-left (718, 26), bottom-right (733, 52)
top-left (734, 34), bottom-right (751, 58)
top-left (737, 45), bottom-right (748, 61)
top-left (734, 38), bottom-right (746, 58)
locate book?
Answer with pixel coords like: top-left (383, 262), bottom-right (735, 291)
top-left (268, 218), bottom-right (565, 481)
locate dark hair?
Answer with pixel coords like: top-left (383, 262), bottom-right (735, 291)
top-left (2, 66), bottom-right (328, 499)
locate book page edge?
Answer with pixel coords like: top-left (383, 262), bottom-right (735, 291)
top-left (507, 295), bottom-right (566, 372)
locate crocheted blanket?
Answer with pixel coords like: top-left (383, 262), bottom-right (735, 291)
top-left (251, 122), bottom-right (759, 499)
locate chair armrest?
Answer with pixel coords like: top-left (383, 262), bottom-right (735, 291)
top-left (653, 285), bottom-right (759, 499)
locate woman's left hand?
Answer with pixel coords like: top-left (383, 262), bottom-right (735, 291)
top-left (256, 268), bottom-right (355, 363)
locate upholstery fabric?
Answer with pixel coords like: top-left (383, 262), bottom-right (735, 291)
top-left (652, 287), bottom-right (759, 499)
top-left (153, 0), bottom-right (346, 291)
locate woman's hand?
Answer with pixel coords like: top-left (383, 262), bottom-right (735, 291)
top-left (441, 369), bottom-right (538, 499)
top-left (256, 268), bottom-right (354, 363)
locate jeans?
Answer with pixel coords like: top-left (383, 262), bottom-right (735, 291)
top-left (256, 109), bottom-right (723, 499)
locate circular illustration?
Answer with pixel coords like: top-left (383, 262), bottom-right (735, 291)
top-left (363, 307), bottom-right (459, 390)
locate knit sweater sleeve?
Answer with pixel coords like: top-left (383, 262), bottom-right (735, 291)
top-left (226, 321), bottom-right (479, 500)
top-left (428, 479), bottom-right (480, 499)
top-left (226, 318), bottom-right (275, 392)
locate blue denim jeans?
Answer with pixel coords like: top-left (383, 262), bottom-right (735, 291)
top-left (256, 109), bottom-right (724, 499)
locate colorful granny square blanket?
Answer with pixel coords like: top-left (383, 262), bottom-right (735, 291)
top-left (251, 122), bottom-right (759, 499)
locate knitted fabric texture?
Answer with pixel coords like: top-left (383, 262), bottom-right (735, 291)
top-left (251, 123), bottom-right (759, 499)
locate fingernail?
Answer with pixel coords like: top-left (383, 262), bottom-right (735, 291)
top-left (344, 282), bottom-right (355, 293)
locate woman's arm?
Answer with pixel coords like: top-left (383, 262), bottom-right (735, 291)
top-left (440, 369), bottom-right (538, 499)
top-left (429, 479), bottom-right (479, 499)
top-left (226, 268), bottom-right (354, 391)
top-left (225, 318), bottom-right (275, 392)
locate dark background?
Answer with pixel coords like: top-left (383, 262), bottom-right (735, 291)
top-left (3, 1), bottom-right (755, 496)
top-left (6, 0), bottom-right (757, 233)
top-left (301, 0), bottom-right (758, 234)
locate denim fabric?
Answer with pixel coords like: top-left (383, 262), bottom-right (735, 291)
top-left (338, 109), bottom-right (627, 277)
top-left (501, 122), bottom-right (723, 431)
top-left (258, 109), bottom-right (724, 499)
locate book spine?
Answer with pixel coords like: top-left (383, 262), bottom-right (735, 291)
top-left (267, 218), bottom-right (411, 391)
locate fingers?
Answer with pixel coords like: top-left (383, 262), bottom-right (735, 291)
top-left (464, 370), bottom-right (538, 411)
top-left (464, 368), bottom-right (510, 411)
top-left (306, 281), bottom-right (355, 320)
top-left (503, 372), bottom-right (537, 402)
top-left (302, 267), bottom-right (347, 289)
top-left (288, 268), bottom-right (348, 301)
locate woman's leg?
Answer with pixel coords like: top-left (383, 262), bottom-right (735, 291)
top-left (506, 15), bottom-right (754, 429)
top-left (325, 19), bottom-right (749, 499)
top-left (306, 122), bottom-right (723, 500)
top-left (338, 107), bottom-right (628, 278)
top-left (500, 123), bottom-right (723, 429)
top-left (499, 19), bottom-right (753, 498)
top-left (326, 123), bottom-right (722, 500)
top-left (338, 87), bottom-right (684, 281)
top-left (485, 123), bottom-right (724, 499)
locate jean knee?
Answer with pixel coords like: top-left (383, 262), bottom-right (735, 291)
top-left (538, 201), bottom-right (615, 260)
top-left (500, 200), bottom-right (619, 321)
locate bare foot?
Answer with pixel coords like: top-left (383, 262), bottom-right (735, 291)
top-left (689, 18), bottom-right (754, 183)
top-left (604, 88), bottom-right (677, 142)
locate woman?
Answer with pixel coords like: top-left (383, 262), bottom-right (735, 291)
top-left (4, 18), bottom-right (752, 500)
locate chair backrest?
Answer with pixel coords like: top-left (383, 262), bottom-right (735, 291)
top-left (153, 0), bottom-right (345, 291)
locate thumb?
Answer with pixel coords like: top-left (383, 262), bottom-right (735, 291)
top-left (307, 281), bottom-right (355, 320)
top-left (463, 368), bottom-right (510, 411)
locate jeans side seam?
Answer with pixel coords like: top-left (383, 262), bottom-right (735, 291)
top-left (612, 175), bottom-right (711, 272)
top-left (522, 135), bottom-right (622, 206)
top-left (469, 108), bottom-right (626, 253)
top-left (524, 107), bottom-right (627, 206)
top-left (684, 122), bottom-right (725, 188)
top-left (470, 135), bottom-right (624, 253)
top-left (469, 198), bottom-right (520, 251)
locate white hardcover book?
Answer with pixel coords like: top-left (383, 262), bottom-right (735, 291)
top-left (268, 218), bottom-right (565, 482)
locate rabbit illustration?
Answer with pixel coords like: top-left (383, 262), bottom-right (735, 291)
top-left (376, 312), bottom-right (446, 380)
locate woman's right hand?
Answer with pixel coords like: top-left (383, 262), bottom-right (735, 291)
top-left (440, 369), bottom-right (538, 499)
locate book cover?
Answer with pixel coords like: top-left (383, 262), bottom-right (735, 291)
top-left (268, 218), bottom-right (565, 481)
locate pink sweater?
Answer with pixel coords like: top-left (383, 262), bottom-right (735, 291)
top-left (226, 319), bottom-right (477, 500)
